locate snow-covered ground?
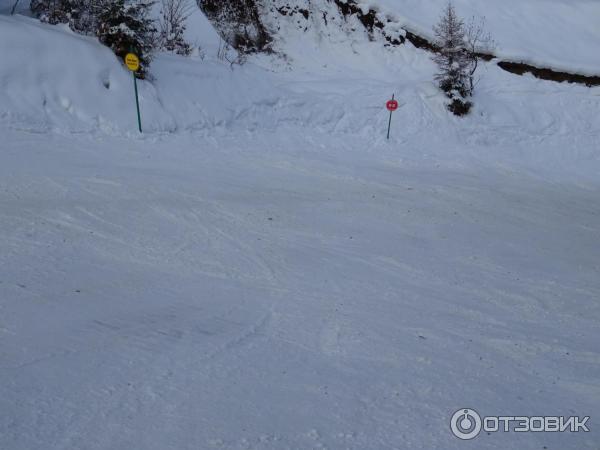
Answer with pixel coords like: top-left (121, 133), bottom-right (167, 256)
top-left (1, 2), bottom-right (600, 449)
top-left (367, 0), bottom-right (600, 74)
top-left (1, 124), bottom-right (599, 449)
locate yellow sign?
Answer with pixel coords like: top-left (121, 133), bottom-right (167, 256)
top-left (124, 53), bottom-right (140, 72)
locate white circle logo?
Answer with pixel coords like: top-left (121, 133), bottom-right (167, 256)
top-left (450, 408), bottom-right (482, 440)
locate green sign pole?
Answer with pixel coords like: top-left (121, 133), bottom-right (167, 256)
top-left (133, 72), bottom-right (142, 133)
top-left (386, 94), bottom-right (394, 140)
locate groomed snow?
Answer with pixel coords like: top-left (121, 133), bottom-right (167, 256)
top-left (1, 123), bottom-right (600, 449)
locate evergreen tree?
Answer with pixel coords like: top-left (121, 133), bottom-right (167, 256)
top-left (31, 0), bottom-right (73, 25)
top-left (432, 2), bottom-right (472, 115)
top-left (70, 0), bottom-right (102, 34)
top-left (31, 0), bottom-right (159, 76)
top-left (96, 0), bottom-right (157, 78)
top-left (31, 0), bottom-right (101, 34)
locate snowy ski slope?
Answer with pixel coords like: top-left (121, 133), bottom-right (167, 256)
top-left (1, 119), bottom-right (599, 450)
top-left (1, 2), bottom-right (600, 449)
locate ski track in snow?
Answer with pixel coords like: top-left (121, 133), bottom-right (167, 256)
top-left (1, 126), bottom-right (599, 449)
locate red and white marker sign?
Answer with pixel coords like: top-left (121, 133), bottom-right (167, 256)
top-left (386, 99), bottom-right (399, 112)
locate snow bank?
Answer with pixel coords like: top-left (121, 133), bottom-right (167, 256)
top-left (0, 11), bottom-right (405, 134)
top-left (0, 15), bottom-right (169, 133)
top-left (0, 8), bottom-right (599, 142)
top-left (0, 14), bottom-right (292, 134)
top-left (0, 12), bottom-right (434, 134)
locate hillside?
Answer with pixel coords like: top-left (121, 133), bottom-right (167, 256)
top-left (371, 0), bottom-right (600, 74)
top-left (1, 5), bottom-right (599, 142)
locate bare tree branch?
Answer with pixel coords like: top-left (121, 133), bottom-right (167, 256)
top-left (159, 0), bottom-right (193, 55)
top-left (465, 16), bottom-right (496, 93)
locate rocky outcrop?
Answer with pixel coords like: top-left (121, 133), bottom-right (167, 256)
top-left (198, 0), bottom-right (272, 53)
top-left (497, 61), bottom-right (600, 87)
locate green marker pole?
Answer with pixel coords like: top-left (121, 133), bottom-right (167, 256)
top-left (133, 72), bottom-right (142, 133)
top-left (386, 93), bottom-right (394, 140)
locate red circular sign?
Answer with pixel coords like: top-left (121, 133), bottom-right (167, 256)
top-left (386, 100), bottom-right (399, 112)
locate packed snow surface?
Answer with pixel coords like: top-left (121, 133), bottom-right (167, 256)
top-left (2, 123), bottom-right (600, 450)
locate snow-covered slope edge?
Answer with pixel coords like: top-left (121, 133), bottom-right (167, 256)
top-left (1, 10), bottom-right (600, 151)
top-left (366, 0), bottom-right (600, 76)
top-left (199, 0), bottom-right (600, 86)
top-left (0, 15), bottom-right (165, 133)
top-left (0, 14), bottom-right (276, 134)
top-left (2, 12), bottom-right (418, 134)
top-left (332, 0), bottom-right (600, 86)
